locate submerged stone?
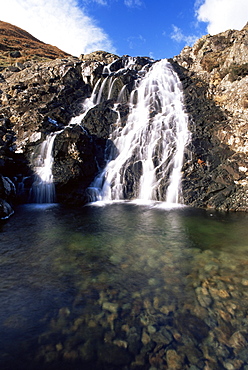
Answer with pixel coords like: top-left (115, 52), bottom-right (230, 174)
top-left (97, 343), bottom-right (133, 366)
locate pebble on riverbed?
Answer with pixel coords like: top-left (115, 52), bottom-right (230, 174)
top-left (30, 247), bottom-right (248, 370)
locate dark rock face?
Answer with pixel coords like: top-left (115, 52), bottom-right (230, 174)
top-left (0, 56), bottom-right (94, 210)
top-left (52, 125), bottom-right (98, 204)
top-left (171, 23), bottom-right (248, 211)
top-left (83, 100), bottom-right (118, 139)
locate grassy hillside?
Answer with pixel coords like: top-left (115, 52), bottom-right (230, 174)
top-left (0, 20), bottom-right (70, 70)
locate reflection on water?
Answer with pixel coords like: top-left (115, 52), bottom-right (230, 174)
top-left (0, 203), bottom-right (248, 369)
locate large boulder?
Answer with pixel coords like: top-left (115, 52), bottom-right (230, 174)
top-left (52, 125), bottom-right (98, 204)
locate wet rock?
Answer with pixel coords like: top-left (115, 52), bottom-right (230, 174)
top-left (102, 301), bottom-right (119, 313)
top-left (97, 343), bottom-right (133, 366)
top-left (0, 175), bottom-right (15, 218)
top-left (223, 359), bottom-right (244, 370)
top-left (147, 325), bottom-right (156, 334)
top-left (236, 347), bottom-right (248, 363)
top-left (149, 347), bottom-right (166, 368)
top-left (113, 339), bottom-right (128, 349)
top-left (127, 331), bottom-right (142, 355)
top-left (195, 287), bottom-right (213, 308)
top-left (58, 307), bottom-right (71, 318)
top-left (131, 353), bottom-right (146, 367)
top-left (241, 279), bottom-right (248, 286)
top-left (55, 342), bottom-right (63, 352)
top-left (166, 349), bottom-right (184, 370)
top-left (83, 100), bottom-right (118, 139)
top-left (150, 330), bottom-right (171, 346)
top-left (0, 175), bottom-right (15, 198)
top-left (52, 125), bottom-right (99, 203)
top-left (141, 329), bottom-right (151, 345)
top-left (176, 313), bottom-right (210, 342)
top-left (179, 344), bottom-right (204, 367)
top-left (78, 339), bottom-right (96, 362)
top-left (228, 331), bottom-right (247, 349)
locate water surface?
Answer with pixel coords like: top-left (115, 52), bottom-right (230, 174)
top-left (0, 203), bottom-right (248, 369)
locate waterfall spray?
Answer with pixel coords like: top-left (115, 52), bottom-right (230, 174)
top-left (29, 133), bottom-right (58, 203)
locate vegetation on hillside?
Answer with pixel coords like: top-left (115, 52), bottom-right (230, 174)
top-left (0, 20), bottom-right (70, 70)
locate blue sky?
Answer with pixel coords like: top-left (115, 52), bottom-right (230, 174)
top-left (1, 0), bottom-right (248, 60)
top-left (82, 0), bottom-right (203, 59)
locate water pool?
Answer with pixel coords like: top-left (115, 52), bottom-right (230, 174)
top-left (0, 203), bottom-right (248, 369)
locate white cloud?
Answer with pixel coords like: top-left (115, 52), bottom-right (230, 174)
top-left (196, 0), bottom-right (248, 35)
top-left (1, 0), bottom-right (116, 56)
top-left (124, 0), bottom-right (143, 7)
top-left (170, 25), bottom-right (199, 46)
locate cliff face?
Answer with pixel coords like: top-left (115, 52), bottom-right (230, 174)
top-left (171, 23), bottom-right (248, 211)
top-left (0, 21), bottom-right (248, 218)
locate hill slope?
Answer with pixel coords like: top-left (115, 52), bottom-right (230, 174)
top-left (0, 20), bottom-right (70, 70)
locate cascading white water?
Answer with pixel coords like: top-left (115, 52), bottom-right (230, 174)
top-left (29, 133), bottom-right (57, 203)
top-left (89, 58), bottom-right (190, 204)
top-left (28, 57), bottom-right (189, 205)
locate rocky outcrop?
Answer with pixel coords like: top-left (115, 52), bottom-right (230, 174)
top-left (171, 22), bottom-right (248, 211)
top-left (52, 125), bottom-right (98, 204)
top-left (0, 47), bottom-right (144, 208)
top-left (0, 56), bottom-right (88, 211)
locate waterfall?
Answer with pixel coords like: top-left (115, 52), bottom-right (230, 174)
top-left (29, 133), bottom-right (57, 203)
top-left (88, 58), bottom-right (190, 204)
top-left (28, 57), bottom-right (189, 205)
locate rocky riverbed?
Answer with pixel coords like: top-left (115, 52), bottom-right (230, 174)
top-left (32, 246), bottom-right (248, 370)
top-left (1, 204), bottom-right (247, 370)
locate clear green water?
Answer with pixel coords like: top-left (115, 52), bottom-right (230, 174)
top-left (0, 203), bottom-right (248, 369)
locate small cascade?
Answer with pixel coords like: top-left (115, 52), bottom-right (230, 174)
top-left (29, 133), bottom-right (58, 203)
top-left (88, 58), bottom-right (190, 204)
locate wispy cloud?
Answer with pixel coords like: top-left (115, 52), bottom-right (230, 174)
top-left (83, 0), bottom-right (108, 5)
top-left (170, 25), bottom-right (199, 46)
top-left (84, 0), bottom-right (143, 6)
top-left (93, 0), bottom-right (108, 4)
top-left (124, 0), bottom-right (143, 7)
top-left (127, 35), bottom-right (146, 49)
top-left (149, 52), bottom-right (155, 60)
top-left (195, 0), bottom-right (248, 35)
top-left (1, 0), bottom-right (116, 56)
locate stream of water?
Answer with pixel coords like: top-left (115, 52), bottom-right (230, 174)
top-left (1, 202), bottom-right (248, 369)
top-left (29, 133), bottom-right (58, 203)
top-left (88, 58), bottom-right (190, 203)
